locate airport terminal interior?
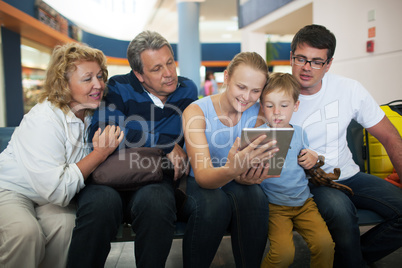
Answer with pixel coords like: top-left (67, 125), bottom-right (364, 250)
top-left (1, 0), bottom-right (401, 267)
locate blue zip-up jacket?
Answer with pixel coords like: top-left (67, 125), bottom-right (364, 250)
top-left (89, 71), bottom-right (198, 154)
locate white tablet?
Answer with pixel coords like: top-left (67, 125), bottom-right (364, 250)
top-left (240, 127), bottom-right (294, 176)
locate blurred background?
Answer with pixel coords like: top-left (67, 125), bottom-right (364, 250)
top-left (1, 0), bottom-right (401, 126)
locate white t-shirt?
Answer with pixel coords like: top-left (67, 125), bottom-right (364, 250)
top-left (0, 100), bottom-right (88, 206)
top-left (290, 73), bottom-right (385, 180)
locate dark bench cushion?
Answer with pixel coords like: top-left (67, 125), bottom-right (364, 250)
top-left (0, 127), bottom-right (15, 152)
top-left (0, 124), bottom-right (385, 243)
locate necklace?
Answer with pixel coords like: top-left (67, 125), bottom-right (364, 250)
top-left (218, 93), bottom-right (224, 116)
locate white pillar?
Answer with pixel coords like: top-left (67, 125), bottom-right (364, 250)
top-left (177, 0), bottom-right (203, 93)
top-left (241, 30), bottom-right (267, 60)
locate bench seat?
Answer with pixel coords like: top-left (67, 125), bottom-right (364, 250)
top-left (0, 125), bottom-right (386, 243)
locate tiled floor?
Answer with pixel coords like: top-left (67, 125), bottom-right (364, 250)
top-left (105, 226), bottom-right (402, 267)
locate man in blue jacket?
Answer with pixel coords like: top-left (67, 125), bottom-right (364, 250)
top-left (67, 31), bottom-right (198, 267)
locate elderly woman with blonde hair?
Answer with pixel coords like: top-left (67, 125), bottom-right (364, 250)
top-left (0, 42), bottom-right (123, 268)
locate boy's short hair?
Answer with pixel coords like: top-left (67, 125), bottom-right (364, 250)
top-left (260, 73), bottom-right (300, 103)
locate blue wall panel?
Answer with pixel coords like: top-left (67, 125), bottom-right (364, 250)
top-left (81, 32), bottom-right (130, 59)
top-left (78, 33), bottom-right (242, 62)
top-left (1, 28), bottom-right (24, 126)
top-left (4, 0), bottom-right (36, 17)
top-left (201, 43), bottom-right (241, 61)
top-left (238, 0), bottom-right (293, 28)
top-left (273, 42), bottom-right (291, 61)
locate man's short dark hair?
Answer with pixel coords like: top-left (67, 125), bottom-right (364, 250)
top-left (291, 24), bottom-right (337, 60)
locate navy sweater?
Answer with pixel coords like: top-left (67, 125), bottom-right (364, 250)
top-left (89, 71), bottom-right (198, 154)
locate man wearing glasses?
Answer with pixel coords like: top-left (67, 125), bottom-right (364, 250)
top-left (289, 24), bottom-right (402, 267)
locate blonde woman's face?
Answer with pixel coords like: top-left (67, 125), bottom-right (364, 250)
top-left (68, 61), bottom-right (105, 116)
top-left (225, 64), bottom-right (266, 113)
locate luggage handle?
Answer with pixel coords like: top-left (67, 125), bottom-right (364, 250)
top-left (382, 100), bottom-right (402, 116)
top-left (382, 100), bottom-right (402, 106)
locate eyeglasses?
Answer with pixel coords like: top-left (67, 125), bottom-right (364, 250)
top-left (292, 56), bottom-right (329, 70)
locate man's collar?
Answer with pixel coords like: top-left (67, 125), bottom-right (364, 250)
top-left (140, 80), bottom-right (181, 109)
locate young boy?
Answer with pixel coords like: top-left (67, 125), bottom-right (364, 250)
top-left (259, 72), bottom-right (334, 268)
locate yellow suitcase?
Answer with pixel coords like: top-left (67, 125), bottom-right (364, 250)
top-left (364, 100), bottom-right (402, 178)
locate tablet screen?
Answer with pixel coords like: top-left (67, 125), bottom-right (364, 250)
top-left (240, 128), bottom-right (294, 175)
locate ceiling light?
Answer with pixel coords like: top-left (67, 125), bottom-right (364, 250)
top-left (222, 34), bottom-right (232, 39)
top-left (43, 0), bottom-right (157, 41)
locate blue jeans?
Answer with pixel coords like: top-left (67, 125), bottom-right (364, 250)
top-left (310, 172), bottom-right (402, 267)
top-left (182, 176), bottom-right (269, 268)
top-left (67, 177), bottom-right (177, 268)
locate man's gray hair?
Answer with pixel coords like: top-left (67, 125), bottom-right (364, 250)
top-left (127, 30), bottom-right (174, 74)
